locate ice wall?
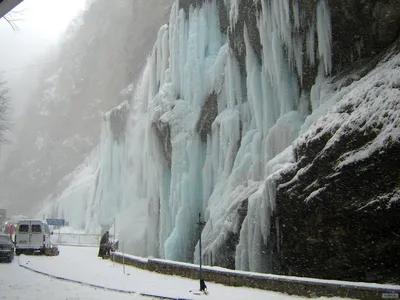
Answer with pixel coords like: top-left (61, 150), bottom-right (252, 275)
top-left (39, 148), bottom-right (100, 232)
top-left (41, 0), bottom-right (333, 272)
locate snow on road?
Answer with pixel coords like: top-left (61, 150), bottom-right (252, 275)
top-left (4, 246), bottom-right (350, 299)
top-left (0, 257), bottom-right (144, 300)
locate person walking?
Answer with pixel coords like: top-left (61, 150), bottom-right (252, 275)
top-left (9, 223), bottom-right (15, 239)
top-left (98, 231), bottom-right (110, 258)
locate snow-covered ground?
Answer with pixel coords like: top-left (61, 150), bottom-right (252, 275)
top-left (0, 256), bottom-right (143, 300)
top-left (2, 246), bottom-right (350, 299)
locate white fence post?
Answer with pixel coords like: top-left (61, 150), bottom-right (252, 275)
top-left (122, 242), bottom-right (125, 274)
top-left (113, 218), bottom-right (116, 267)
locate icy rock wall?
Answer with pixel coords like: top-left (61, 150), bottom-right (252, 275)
top-left (275, 42), bottom-right (400, 283)
top-left (103, 0), bottom-right (332, 269)
top-left (39, 148), bottom-right (100, 232)
top-left (40, 0), bottom-right (400, 282)
top-left (42, 0), bottom-right (333, 271)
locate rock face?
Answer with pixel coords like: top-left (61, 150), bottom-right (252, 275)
top-left (196, 92), bottom-right (219, 142)
top-left (206, 198), bottom-right (249, 270)
top-left (273, 1), bottom-right (400, 283)
top-left (275, 54), bottom-right (400, 281)
top-left (180, 0), bottom-right (400, 283)
top-left (106, 101), bottom-right (130, 143)
top-left (329, 0), bottom-right (400, 72)
top-left (153, 120), bottom-right (172, 168)
top-left (274, 34), bottom-right (400, 282)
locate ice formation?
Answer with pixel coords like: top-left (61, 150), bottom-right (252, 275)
top-left (40, 0), bottom-right (336, 272)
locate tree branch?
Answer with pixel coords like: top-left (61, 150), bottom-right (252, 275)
top-left (3, 9), bottom-right (25, 32)
top-left (0, 79), bottom-right (11, 144)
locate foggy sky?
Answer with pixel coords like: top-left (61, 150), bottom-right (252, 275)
top-left (0, 0), bottom-right (175, 217)
top-left (0, 0), bottom-right (86, 209)
top-left (0, 0), bottom-right (86, 118)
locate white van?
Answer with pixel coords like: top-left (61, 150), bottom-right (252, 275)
top-left (15, 219), bottom-right (52, 255)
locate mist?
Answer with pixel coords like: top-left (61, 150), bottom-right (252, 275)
top-left (0, 0), bottom-right (86, 167)
top-left (0, 0), bottom-right (174, 216)
top-left (0, 0), bottom-right (86, 117)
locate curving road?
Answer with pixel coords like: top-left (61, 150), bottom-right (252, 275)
top-left (0, 257), bottom-right (145, 299)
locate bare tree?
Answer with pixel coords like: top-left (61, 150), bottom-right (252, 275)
top-left (0, 79), bottom-right (10, 144)
top-left (4, 15), bottom-right (19, 31)
top-left (3, 9), bottom-right (25, 31)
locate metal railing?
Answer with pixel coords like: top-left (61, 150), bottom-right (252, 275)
top-left (51, 233), bottom-right (115, 247)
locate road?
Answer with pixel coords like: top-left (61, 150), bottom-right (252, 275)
top-left (0, 256), bottom-right (144, 300)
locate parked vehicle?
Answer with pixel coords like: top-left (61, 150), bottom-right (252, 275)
top-left (0, 233), bottom-right (15, 262)
top-left (15, 219), bottom-right (52, 255)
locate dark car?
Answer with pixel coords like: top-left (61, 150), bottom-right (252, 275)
top-left (0, 234), bottom-right (14, 263)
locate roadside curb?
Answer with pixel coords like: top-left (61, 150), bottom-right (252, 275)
top-left (17, 256), bottom-right (192, 300)
top-left (112, 252), bottom-right (400, 300)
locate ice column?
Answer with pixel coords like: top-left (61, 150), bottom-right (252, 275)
top-left (225, 0), bottom-right (330, 272)
top-left (316, 0), bottom-right (332, 75)
top-left (151, 0), bottom-right (227, 261)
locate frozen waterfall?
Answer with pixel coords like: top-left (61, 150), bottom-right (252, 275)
top-left (40, 0), bottom-right (333, 273)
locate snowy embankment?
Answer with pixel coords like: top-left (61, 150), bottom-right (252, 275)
top-left (17, 246), bottom-right (350, 300)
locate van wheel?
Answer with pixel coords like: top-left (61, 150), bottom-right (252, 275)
top-left (16, 249), bottom-right (21, 256)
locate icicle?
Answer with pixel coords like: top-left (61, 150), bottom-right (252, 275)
top-left (307, 23), bottom-right (316, 66)
top-left (229, 0), bottom-right (241, 29)
top-left (292, 0), bottom-right (300, 30)
top-left (316, 0), bottom-right (332, 74)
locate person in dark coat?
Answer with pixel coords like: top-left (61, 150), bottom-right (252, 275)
top-left (98, 231), bottom-right (110, 258)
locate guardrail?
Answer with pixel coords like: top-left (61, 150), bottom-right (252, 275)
top-left (111, 253), bottom-right (400, 300)
top-left (52, 233), bottom-right (115, 247)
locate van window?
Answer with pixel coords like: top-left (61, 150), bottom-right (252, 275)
top-left (32, 224), bottom-right (42, 233)
top-left (45, 225), bottom-right (50, 234)
top-left (19, 224), bottom-right (29, 233)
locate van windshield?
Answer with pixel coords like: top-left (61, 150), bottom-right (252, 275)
top-left (32, 224), bottom-right (42, 233)
top-left (18, 224), bottom-right (29, 233)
